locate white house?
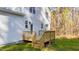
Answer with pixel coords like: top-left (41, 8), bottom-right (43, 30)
top-left (0, 7), bottom-right (51, 45)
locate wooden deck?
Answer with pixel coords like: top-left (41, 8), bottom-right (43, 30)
top-left (23, 31), bottom-right (55, 48)
top-left (23, 31), bottom-right (36, 41)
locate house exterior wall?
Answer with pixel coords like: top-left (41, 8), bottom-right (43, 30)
top-left (0, 7), bottom-right (51, 45)
top-left (5, 7), bottom-right (51, 31)
top-left (29, 7), bottom-right (51, 35)
top-left (0, 11), bottom-right (26, 45)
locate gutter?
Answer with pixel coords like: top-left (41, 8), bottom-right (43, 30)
top-left (0, 8), bottom-right (25, 16)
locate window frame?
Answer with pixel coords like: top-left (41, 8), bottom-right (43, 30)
top-left (41, 23), bottom-right (43, 29)
top-left (29, 7), bottom-right (36, 14)
top-left (46, 11), bottom-right (49, 19)
top-left (25, 21), bottom-right (28, 28)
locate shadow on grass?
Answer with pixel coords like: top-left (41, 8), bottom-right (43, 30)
top-left (0, 43), bottom-right (41, 51)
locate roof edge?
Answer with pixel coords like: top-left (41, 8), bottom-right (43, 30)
top-left (0, 8), bottom-right (25, 16)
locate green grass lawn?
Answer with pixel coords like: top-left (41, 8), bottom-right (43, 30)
top-left (50, 37), bottom-right (79, 51)
top-left (0, 38), bottom-right (79, 51)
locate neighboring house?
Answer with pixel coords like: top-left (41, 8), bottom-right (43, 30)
top-left (0, 7), bottom-right (51, 45)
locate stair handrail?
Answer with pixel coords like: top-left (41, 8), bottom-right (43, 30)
top-left (39, 31), bottom-right (55, 44)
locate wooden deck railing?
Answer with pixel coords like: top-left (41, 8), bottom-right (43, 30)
top-left (32, 31), bottom-right (55, 48)
top-left (23, 31), bottom-right (36, 42)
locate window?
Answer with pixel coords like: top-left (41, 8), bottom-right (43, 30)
top-left (46, 24), bottom-right (48, 27)
top-left (29, 22), bottom-right (31, 24)
top-left (25, 21), bottom-right (28, 28)
top-left (41, 23), bottom-right (43, 29)
top-left (33, 7), bottom-right (35, 14)
top-left (30, 7), bottom-right (32, 13)
top-left (29, 7), bottom-right (36, 14)
top-left (46, 11), bottom-right (49, 19)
